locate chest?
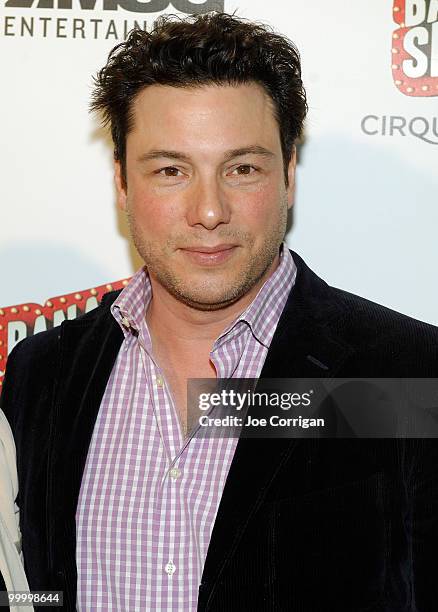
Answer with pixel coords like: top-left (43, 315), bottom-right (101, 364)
top-left (159, 360), bottom-right (216, 434)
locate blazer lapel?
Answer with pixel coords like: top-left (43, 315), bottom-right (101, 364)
top-left (47, 295), bottom-right (123, 607)
top-left (199, 251), bottom-right (355, 609)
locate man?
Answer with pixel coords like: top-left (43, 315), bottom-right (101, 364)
top-left (2, 11), bottom-right (438, 612)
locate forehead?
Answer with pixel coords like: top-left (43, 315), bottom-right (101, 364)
top-left (128, 82), bottom-right (281, 153)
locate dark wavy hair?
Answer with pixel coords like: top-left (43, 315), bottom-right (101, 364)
top-left (91, 12), bottom-right (307, 186)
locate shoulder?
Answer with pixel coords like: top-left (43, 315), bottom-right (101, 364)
top-left (331, 284), bottom-right (438, 344)
top-left (5, 289), bottom-right (121, 370)
top-left (291, 249), bottom-right (438, 341)
top-left (0, 290), bottom-right (122, 425)
top-left (290, 251), bottom-right (438, 375)
top-left (331, 286), bottom-right (438, 374)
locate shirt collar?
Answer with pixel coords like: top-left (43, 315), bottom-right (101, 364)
top-left (213, 244), bottom-right (296, 350)
top-left (111, 267), bottom-right (151, 340)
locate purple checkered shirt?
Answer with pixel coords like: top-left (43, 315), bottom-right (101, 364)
top-left (76, 245), bottom-right (296, 611)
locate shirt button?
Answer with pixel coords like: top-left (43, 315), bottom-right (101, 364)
top-left (169, 467), bottom-right (181, 480)
top-left (121, 316), bottom-right (131, 329)
top-left (156, 376), bottom-right (164, 388)
top-left (165, 561), bottom-right (176, 576)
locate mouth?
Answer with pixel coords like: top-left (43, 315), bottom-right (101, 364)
top-left (180, 244), bottom-right (238, 265)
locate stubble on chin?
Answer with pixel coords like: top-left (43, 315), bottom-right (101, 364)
top-left (126, 205), bottom-right (288, 312)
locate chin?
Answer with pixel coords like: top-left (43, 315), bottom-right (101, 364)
top-left (169, 283), bottom-right (246, 311)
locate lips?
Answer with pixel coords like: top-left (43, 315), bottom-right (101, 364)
top-left (181, 244), bottom-right (236, 254)
top-left (180, 244), bottom-right (238, 265)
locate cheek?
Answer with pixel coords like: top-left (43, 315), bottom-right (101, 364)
top-left (235, 188), bottom-right (284, 229)
top-left (128, 191), bottom-right (183, 236)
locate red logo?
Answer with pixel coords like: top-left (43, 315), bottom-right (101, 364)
top-left (392, 0), bottom-right (438, 96)
top-left (0, 278), bottom-right (130, 388)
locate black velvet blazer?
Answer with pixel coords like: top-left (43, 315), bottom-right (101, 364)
top-left (2, 251), bottom-right (438, 611)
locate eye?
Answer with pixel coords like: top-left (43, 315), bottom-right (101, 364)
top-left (230, 165), bottom-right (258, 176)
top-left (157, 166), bottom-right (183, 177)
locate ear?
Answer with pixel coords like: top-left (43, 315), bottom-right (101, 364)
top-left (114, 160), bottom-right (127, 211)
top-left (286, 146), bottom-right (297, 210)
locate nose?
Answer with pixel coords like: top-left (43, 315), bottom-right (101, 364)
top-left (185, 175), bottom-right (231, 230)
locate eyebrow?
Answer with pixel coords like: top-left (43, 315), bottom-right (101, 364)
top-left (137, 145), bottom-right (276, 165)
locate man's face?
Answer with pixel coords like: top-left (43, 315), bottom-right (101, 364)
top-left (115, 82), bottom-right (296, 311)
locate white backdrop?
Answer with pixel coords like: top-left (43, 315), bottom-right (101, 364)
top-left (1, 0), bottom-right (437, 325)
